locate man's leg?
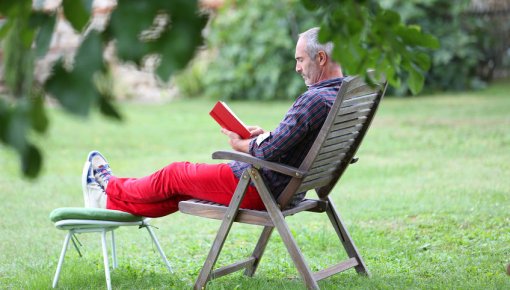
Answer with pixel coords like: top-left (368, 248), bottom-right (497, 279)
top-left (106, 162), bottom-right (264, 217)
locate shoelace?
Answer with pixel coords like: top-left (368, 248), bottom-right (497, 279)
top-left (95, 164), bottom-right (112, 186)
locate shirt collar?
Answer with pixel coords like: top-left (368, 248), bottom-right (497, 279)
top-left (307, 77), bottom-right (344, 90)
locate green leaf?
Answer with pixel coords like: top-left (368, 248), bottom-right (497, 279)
top-left (62, 0), bottom-right (92, 32)
top-left (155, 16), bottom-right (207, 80)
top-left (45, 31), bottom-right (104, 115)
top-left (412, 51), bottom-right (432, 71)
top-left (6, 106), bottom-right (29, 151)
top-left (0, 16), bottom-right (14, 38)
top-left (30, 92), bottom-right (49, 133)
top-left (45, 60), bottom-right (94, 116)
top-left (21, 143), bottom-right (42, 179)
top-left (407, 66), bottom-right (425, 95)
top-left (30, 11), bottom-right (57, 58)
top-left (74, 30), bottom-right (104, 75)
top-left (0, 99), bottom-right (9, 143)
top-left (300, 0), bottom-right (320, 11)
top-left (396, 25), bottom-right (439, 49)
top-left (98, 96), bottom-right (122, 120)
top-left (107, 1), bottom-right (155, 64)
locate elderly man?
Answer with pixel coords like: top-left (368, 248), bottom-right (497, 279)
top-left (83, 27), bottom-right (344, 217)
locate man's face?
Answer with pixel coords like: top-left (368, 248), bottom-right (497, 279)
top-left (295, 37), bottom-right (321, 86)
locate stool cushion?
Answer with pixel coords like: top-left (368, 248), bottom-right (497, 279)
top-left (50, 207), bottom-right (143, 223)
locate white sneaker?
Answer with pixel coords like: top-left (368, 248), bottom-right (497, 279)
top-left (91, 152), bottom-right (112, 191)
top-left (82, 151), bottom-right (107, 208)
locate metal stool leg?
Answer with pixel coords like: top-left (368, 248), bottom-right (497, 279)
top-left (52, 230), bottom-right (73, 288)
top-left (111, 230), bottom-right (118, 269)
top-left (101, 229), bottom-right (112, 290)
top-left (145, 226), bottom-right (173, 273)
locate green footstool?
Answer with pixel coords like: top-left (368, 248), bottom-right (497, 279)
top-left (50, 207), bottom-right (172, 290)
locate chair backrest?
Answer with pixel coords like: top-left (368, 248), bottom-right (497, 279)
top-left (278, 74), bottom-right (387, 206)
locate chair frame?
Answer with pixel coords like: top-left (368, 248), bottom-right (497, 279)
top-left (179, 75), bottom-right (387, 289)
top-left (52, 218), bottom-right (172, 290)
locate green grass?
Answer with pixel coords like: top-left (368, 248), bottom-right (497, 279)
top-left (1, 82), bottom-right (509, 289)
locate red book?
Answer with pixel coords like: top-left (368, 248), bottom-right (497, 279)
top-left (209, 101), bottom-right (251, 139)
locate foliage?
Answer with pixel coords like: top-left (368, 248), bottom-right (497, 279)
top-left (2, 0), bottom-right (440, 177)
top-left (176, 0), bottom-right (313, 101)
top-left (0, 0), bottom-right (207, 177)
top-left (177, 0), bottom-right (438, 101)
top-left (303, 0), bottom-right (439, 95)
top-left (381, 0), bottom-right (509, 93)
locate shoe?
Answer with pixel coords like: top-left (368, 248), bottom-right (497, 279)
top-left (82, 151), bottom-right (107, 208)
top-left (90, 151), bottom-right (112, 191)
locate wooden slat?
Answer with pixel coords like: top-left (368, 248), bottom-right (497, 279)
top-left (313, 258), bottom-right (359, 281)
top-left (304, 165), bottom-right (338, 181)
top-left (307, 155), bottom-right (344, 174)
top-left (332, 110), bottom-right (371, 125)
top-left (282, 199), bottom-right (328, 215)
top-left (315, 150), bottom-right (346, 163)
top-left (179, 199), bottom-right (324, 227)
top-left (212, 257), bottom-right (256, 279)
top-left (344, 84), bottom-right (379, 99)
top-left (341, 93), bottom-right (377, 107)
top-left (326, 128), bottom-right (359, 141)
top-left (319, 140), bottom-right (353, 155)
top-left (336, 101), bottom-right (374, 116)
top-left (179, 200), bottom-right (273, 226)
top-left (299, 175), bottom-right (335, 192)
top-left (323, 136), bottom-right (355, 149)
top-left (328, 124), bottom-right (362, 138)
top-left (310, 156), bottom-right (342, 169)
top-left (328, 124), bottom-right (362, 142)
top-left (331, 117), bottom-right (367, 132)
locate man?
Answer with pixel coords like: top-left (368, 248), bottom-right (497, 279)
top-left (83, 27), bottom-right (344, 217)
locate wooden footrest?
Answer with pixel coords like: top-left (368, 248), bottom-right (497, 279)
top-left (313, 258), bottom-right (359, 281)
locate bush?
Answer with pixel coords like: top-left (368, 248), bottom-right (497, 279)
top-left (176, 0), bottom-right (316, 100)
top-left (382, 0), bottom-right (509, 94)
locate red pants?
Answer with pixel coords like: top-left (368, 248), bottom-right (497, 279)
top-left (106, 162), bottom-right (264, 217)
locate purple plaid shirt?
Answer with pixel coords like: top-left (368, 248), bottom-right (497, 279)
top-left (228, 77), bottom-right (344, 199)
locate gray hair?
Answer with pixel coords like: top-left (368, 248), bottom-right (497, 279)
top-left (299, 27), bottom-right (334, 59)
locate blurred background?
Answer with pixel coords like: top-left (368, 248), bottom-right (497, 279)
top-left (2, 0), bottom-right (509, 103)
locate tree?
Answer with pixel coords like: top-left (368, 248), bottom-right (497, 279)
top-left (177, 0), bottom-right (439, 101)
top-left (0, 0), bottom-right (437, 178)
top-left (0, 0), bottom-right (207, 177)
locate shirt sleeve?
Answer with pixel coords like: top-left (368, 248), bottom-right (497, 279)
top-left (249, 93), bottom-right (328, 161)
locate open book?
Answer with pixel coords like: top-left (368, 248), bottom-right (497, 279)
top-left (209, 101), bottom-right (251, 139)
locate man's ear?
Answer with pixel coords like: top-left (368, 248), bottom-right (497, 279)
top-left (318, 51), bottom-right (328, 66)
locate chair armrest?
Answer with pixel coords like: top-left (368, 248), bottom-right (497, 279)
top-left (212, 150), bottom-right (306, 178)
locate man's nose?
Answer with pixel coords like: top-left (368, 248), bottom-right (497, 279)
top-left (295, 64), bottom-right (301, 73)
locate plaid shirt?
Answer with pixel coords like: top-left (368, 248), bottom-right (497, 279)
top-left (228, 77), bottom-right (344, 199)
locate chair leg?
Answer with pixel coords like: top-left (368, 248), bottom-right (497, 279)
top-left (52, 230), bottom-right (73, 288)
top-left (326, 197), bottom-right (369, 275)
top-left (249, 169), bottom-right (319, 290)
top-left (244, 226), bottom-right (274, 277)
top-left (111, 230), bottom-right (118, 269)
top-left (145, 225), bottom-right (173, 273)
top-left (194, 171), bottom-right (251, 290)
top-left (101, 229), bottom-right (112, 290)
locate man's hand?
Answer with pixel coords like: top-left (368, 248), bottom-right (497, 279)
top-left (247, 125), bottom-right (265, 137)
top-left (222, 125), bottom-right (265, 153)
top-left (221, 128), bottom-right (253, 153)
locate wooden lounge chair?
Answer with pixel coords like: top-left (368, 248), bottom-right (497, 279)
top-left (179, 74), bottom-right (387, 289)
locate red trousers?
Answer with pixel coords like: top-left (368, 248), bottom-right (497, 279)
top-left (106, 162), bottom-right (264, 217)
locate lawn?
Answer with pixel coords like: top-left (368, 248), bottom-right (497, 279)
top-left (1, 81), bottom-right (509, 289)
